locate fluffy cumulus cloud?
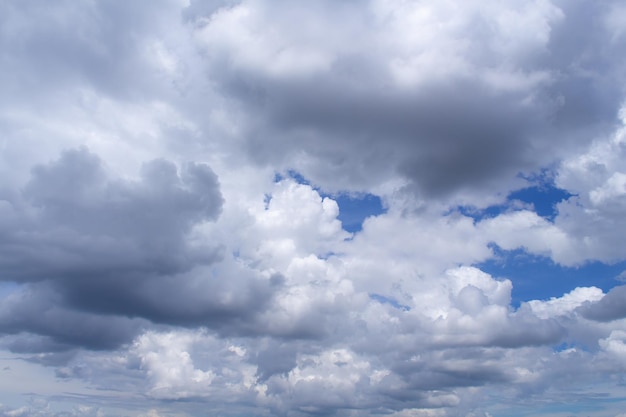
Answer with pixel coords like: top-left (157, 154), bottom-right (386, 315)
top-left (2, 1), bottom-right (626, 416)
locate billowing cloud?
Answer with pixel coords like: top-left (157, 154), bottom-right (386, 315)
top-left (1, 1), bottom-right (626, 416)
top-left (0, 148), bottom-right (279, 348)
top-left (188, 0), bottom-right (626, 203)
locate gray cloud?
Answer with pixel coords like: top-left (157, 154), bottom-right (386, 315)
top-left (3, 147), bottom-right (222, 283)
top-left (0, 284), bottom-right (146, 351)
top-left (488, 308), bottom-right (566, 348)
top-left (259, 79), bottom-right (538, 197)
top-left (190, 0), bottom-right (626, 200)
top-left (251, 340), bottom-right (299, 381)
top-left (0, 0), bottom-right (184, 103)
top-left (0, 148), bottom-right (278, 349)
top-left (579, 285), bottom-right (626, 322)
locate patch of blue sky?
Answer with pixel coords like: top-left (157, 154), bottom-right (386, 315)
top-left (456, 171), bottom-right (574, 222)
top-left (477, 245), bottom-right (626, 306)
top-left (552, 341), bottom-right (575, 352)
top-left (508, 185), bottom-right (573, 220)
top-left (369, 294), bottom-right (410, 311)
top-left (263, 193), bottom-right (272, 209)
top-left (460, 169), bottom-right (626, 307)
top-left (274, 170), bottom-right (386, 233)
top-left (0, 282), bottom-right (20, 300)
top-left (273, 170), bottom-right (310, 186)
top-left (552, 340), bottom-right (595, 353)
top-left (333, 193), bottom-right (385, 233)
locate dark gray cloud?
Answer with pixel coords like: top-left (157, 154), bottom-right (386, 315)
top-left (0, 284), bottom-right (146, 351)
top-left (3, 147), bottom-right (223, 283)
top-left (579, 285), bottom-right (626, 322)
top-left (254, 78), bottom-right (539, 197)
top-left (0, 148), bottom-right (276, 350)
top-left (191, 0), bottom-right (626, 199)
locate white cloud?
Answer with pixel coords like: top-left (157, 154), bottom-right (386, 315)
top-left (550, 108), bottom-right (626, 264)
top-left (528, 286), bottom-right (604, 319)
top-left (133, 331), bottom-right (216, 399)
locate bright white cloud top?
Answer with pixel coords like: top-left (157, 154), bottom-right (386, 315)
top-left (1, 1), bottom-right (626, 416)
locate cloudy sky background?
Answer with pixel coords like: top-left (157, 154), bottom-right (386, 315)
top-left (1, 0), bottom-right (626, 416)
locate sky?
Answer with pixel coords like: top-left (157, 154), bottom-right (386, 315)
top-left (1, 1), bottom-right (626, 416)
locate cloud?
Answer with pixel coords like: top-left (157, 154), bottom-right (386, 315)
top-left (2, 0), bottom-right (626, 416)
top-left (188, 0), bottom-right (625, 203)
top-left (0, 0), bottom-right (187, 101)
top-left (0, 148), bottom-right (279, 349)
top-left (579, 286), bottom-right (626, 322)
top-left (0, 285), bottom-right (147, 351)
top-left (528, 286), bottom-right (604, 319)
top-left (552, 112), bottom-right (626, 264)
top-left (3, 147), bottom-right (223, 280)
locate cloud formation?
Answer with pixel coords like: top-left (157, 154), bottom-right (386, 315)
top-left (1, 1), bottom-right (626, 416)
top-left (1, 148), bottom-right (274, 349)
top-left (189, 0), bottom-right (626, 202)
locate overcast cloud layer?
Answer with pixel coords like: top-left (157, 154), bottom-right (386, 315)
top-left (2, 1), bottom-right (626, 416)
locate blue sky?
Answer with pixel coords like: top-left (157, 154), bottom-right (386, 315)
top-left (2, 1), bottom-right (626, 417)
top-left (333, 192), bottom-right (385, 233)
top-left (278, 170), bottom-right (387, 233)
top-left (480, 247), bottom-right (626, 307)
top-left (336, 178), bottom-right (625, 307)
top-left (458, 181), bottom-right (626, 306)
